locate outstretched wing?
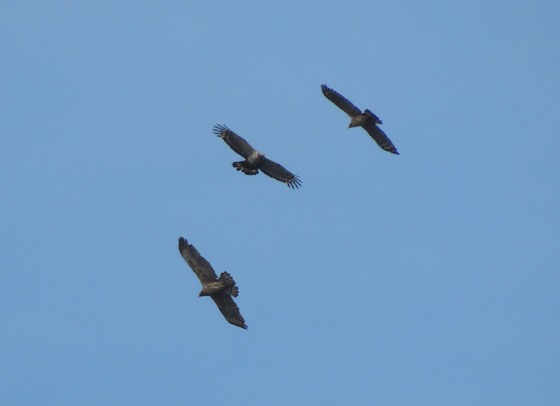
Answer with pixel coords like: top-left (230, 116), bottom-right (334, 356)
top-left (213, 124), bottom-right (256, 159)
top-left (362, 121), bottom-right (399, 155)
top-left (259, 157), bottom-right (302, 189)
top-left (211, 293), bottom-right (247, 329)
top-left (321, 84), bottom-right (362, 118)
top-left (178, 237), bottom-right (218, 284)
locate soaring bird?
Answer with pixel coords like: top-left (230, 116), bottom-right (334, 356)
top-left (213, 124), bottom-right (302, 189)
top-left (321, 84), bottom-right (399, 154)
top-left (178, 236), bottom-right (247, 329)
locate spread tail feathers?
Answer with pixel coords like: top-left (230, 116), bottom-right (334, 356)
top-left (364, 109), bottom-right (383, 124)
top-left (233, 161), bottom-right (259, 175)
top-left (219, 272), bottom-right (239, 297)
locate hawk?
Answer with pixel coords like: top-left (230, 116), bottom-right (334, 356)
top-left (213, 124), bottom-right (302, 189)
top-left (178, 236), bottom-right (247, 329)
top-left (321, 84), bottom-right (399, 154)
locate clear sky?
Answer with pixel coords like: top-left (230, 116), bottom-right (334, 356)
top-left (2, 1), bottom-right (559, 405)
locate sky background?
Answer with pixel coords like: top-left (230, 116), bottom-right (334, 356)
top-left (1, 1), bottom-right (559, 405)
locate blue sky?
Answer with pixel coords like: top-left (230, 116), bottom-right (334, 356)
top-left (1, 1), bottom-right (559, 404)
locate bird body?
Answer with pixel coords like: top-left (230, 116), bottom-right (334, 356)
top-left (178, 236), bottom-right (247, 329)
top-left (213, 124), bottom-right (302, 188)
top-left (348, 114), bottom-right (369, 128)
top-left (198, 272), bottom-right (239, 297)
top-left (321, 84), bottom-right (399, 154)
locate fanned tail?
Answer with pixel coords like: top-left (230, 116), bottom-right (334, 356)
top-left (219, 272), bottom-right (240, 297)
top-left (233, 161), bottom-right (259, 175)
top-left (364, 109), bottom-right (383, 124)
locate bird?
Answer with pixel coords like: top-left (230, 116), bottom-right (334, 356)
top-left (213, 124), bottom-right (302, 189)
top-left (320, 84), bottom-right (399, 154)
top-left (178, 236), bottom-right (247, 329)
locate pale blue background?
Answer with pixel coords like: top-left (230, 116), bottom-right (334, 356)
top-left (2, 1), bottom-right (559, 405)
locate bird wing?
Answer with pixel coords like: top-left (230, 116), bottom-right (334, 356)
top-left (361, 121), bottom-right (399, 155)
top-left (211, 293), bottom-right (247, 329)
top-left (213, 124), bottom-right (256, 159)
top-left (259, 157), bottom-right (302, 189)
top-left (178, 237), bottom-right (218, 284)
top-left (321, 84), bottom-right (362, 117)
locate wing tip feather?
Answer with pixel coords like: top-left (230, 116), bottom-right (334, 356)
top-left (287, 176), bottom-right (303, 189)
top-left (320, 84), bottom-right (331, 95)
top-left (178, 236), bottom-right (187, 250)
top-left (213, 124), bottom-right (229, 137)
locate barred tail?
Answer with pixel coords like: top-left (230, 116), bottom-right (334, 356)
top-left (219, 272), bottom-right (240, 297)
top-left (364, 109), bottom-right (383, 124)
top-left (233, 161), bottom-right (259, 175)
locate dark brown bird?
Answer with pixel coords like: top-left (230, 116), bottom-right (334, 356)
top-left (178, 236), bottom-right (247, 329)
top-left (213, 124), bottom-right (302, 189)
top-left (321, 84), bottom-right (399, 154)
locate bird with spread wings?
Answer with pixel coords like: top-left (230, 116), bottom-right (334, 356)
top-left (321, 84), bottom-right (399, 155)
top-left (178, 236), bottom-right (247, 329)
top-left (213, 124), bottom-right (302, 189)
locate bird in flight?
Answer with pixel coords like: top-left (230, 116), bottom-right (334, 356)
top-left (321, 84), bottom-right (399, 154)
top-left (213, 124), bottom-right (302, 189)
top-left (178, 236), bottom-right (247, 329)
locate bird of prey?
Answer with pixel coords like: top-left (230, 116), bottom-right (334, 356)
top-left (213, 124), bottom-right (302, 189)
top-left (320, 84), bottom-right (399, 154)
top-left (178, 236), bottom-right (247, 329)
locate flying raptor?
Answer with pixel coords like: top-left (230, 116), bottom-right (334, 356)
top-left (321, 84), bottom-right (399, 154)
top-left (213, 124), bottom-right (302, 189)
top-left (178, 236), bottom-right (247, 329)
